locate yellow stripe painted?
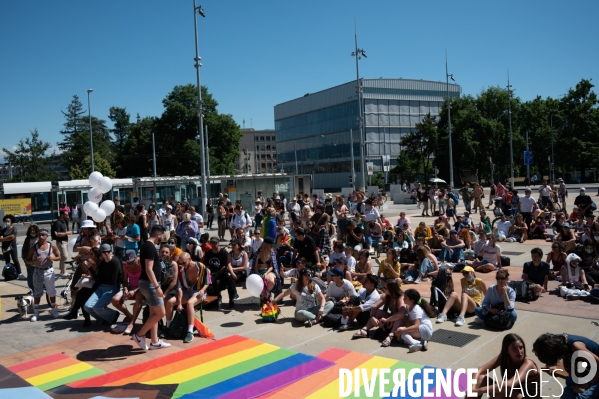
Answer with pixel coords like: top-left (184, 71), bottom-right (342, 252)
top-left (146, 343), bottom-right (280, 385)
top-left (26, 362), bottom-right (93, 387)
top-left (307, 356), bottom-right (398, 399)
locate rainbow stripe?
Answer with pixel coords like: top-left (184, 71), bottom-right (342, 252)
top-left (7, 353), bottom-right (104, 392)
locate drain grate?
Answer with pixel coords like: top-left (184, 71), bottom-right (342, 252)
top-left (502, 251), bottom-right (524, 256)
top-left (429, 329), bottom-right (480, 348)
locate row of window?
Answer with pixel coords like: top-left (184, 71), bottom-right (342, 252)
top-left (254, 135), bottom-right (275, 141)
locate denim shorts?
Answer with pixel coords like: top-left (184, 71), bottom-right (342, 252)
top-left (138, 279), bottom-right (164, 307)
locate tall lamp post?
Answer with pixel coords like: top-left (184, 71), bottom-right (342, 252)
top-left (193, 1), bottom-right (207, 215)
top-left (445, 52), bottom-right (455, 188)
top-left (87, 89), bottom-right (94, 172)
top-left (507, 72), bottom-right (514, 188)
top-left (351, 18), bottom-right (367, 191)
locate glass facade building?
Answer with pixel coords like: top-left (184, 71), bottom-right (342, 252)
top-left (274, 78), bottom-right (460, 189)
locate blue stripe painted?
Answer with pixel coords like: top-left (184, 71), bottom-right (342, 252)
top-left (179, 353), bottom-right (314, 399)
top-left (0, 387), bottom-right (51, 399)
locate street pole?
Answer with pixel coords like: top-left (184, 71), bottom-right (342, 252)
top-left (350, 129), bottom-right (356, 189)
top-left (550, 115), bottom-right (555, 182)
top-left (87, 89), bottom-right (94, 172)
top-left (507, 71), bottom-right (514, 188)
top-left (152, 132), bottom-right (157, 177)
top-left (383, 126), bottom-right (388, 185)
top-left (526, 130), bottom-right (529, 184)
top-left (352, 18), bottom-right (367, 191)
top-left (193, 1), bottom-right (207, 216)
top-left (205, 125), bottom-right (210, 178)
top-left (446, 51), bottom-right (454, 188)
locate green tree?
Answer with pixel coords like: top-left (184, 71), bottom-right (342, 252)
top-left (398, 114), bottom-right (438, 186)
top-left (69, 153), bottom-right (116, 180)
top-left (121, 116), bottom-right (156, 178)
top-left (108, 106), bottom-right (131, 177)
top-left (58, 95), bottom-right (85, 153)
top-left (2, 129), bottom-right (54, 182)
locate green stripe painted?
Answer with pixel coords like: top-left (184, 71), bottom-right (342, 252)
top-left (358, 360), bottom-right (423, 399)
top-left (36, 367), bottom-right (105, 392)
top-left (173, 348), bottom-right (296, 399)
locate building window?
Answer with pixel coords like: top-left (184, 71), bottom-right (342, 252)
top-left (266, 136), bottom-right (270, 141)
top-left (272, 146), bottom-right (276, 151)
top-left (261, 163), bottom-right (266, 169)
top-left (266, 145), bottom-right (271, 150)
top-left (260, 136), bottom-right (265, 141)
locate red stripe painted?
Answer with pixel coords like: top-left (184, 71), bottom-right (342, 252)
top-left (68, 334), bottom-right (247, 388)
top-left (7, 353), bottom-right (69, 374)
top-left (315, 348), bottom-right (351, 363)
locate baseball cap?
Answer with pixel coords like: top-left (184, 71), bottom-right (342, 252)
top-left (186, 237), bottom-right (199, 246)
top-left (329, 268), bottom-right (344, 277)
top-left (299, 268), bottom-right (312, 277)
top-left (100, 243), bottom-right (112, 252)
top-left (122, 249), bottom-right (137, 263)
top-left (461, 266), bottom-right (475, 274)
top-left (263, 236), bottom-right (275, 245)
top-left (209, 236), bottom-right (220, 243)
top-left (450, 229), bottom-right (458, 234)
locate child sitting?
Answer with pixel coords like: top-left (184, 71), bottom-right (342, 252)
top-left (395, 289), bottom-right (435, 352)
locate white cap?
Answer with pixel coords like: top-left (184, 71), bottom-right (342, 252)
top-left (81, 220), bottom-right (95, 229)
top-left (580, 187), bottom-right (586, 191)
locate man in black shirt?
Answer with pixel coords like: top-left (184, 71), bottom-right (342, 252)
top-left (204, 236), bottom-right (238, 309)
top-left (346, 220), bottom-right (364, 258)
top-left (133, 225), bottom-right (170, 351)
top-left (574, 188), bottom-right (594, 216)
top-left (51, 210), bottom-right (72, 277)
top-left (83, 243), bottom-right (121, 325)
top-left (521, 247), bottom-right (549, 297)
top-left (292, 228), bottom-right (321, 270)
top-left (0, 215), bottom-right (25, 280)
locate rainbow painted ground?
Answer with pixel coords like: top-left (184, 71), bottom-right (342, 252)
top-left (0, 335), bottom-right (468, 398)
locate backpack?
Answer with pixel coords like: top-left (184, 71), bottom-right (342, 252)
top-left (168, 310), bottom-right (188, 339)
top-left (500, 256), bottom-right (511, 266)
top-left (508, 280), bottom-right (534, 302)
top-left (2, 263), bottom-right (18, 281)
top-left (449, 192), bottom-right (459, 206)
top-left (322, 313), bottom-right (342, 328)
top-left (483, 307), bottom-right (515, 331)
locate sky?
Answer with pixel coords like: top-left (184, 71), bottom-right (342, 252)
top-left (1, 1), bottom-right (597, 160)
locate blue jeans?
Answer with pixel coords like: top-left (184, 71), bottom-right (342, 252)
top-left (562, 377), bottom-right (599, 399)
top-left (439, 247), bottom-right (464, 263)
top-left (366, 236), bottom-right (382, 247)
top-left (463, 199), bottom-right (472, 212)
top-left (278, 254), bottom-right (293, 267)
top-left (254, 213), bottom-right (263, 228)
top-left (474, 307), bottom-right (518, 324)
top-left (84, 284), bottom-right (119, 323)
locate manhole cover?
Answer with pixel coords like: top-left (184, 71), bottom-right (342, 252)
top-left (502, 251), bottom-right (524, 256)
top-left (429, 329), bottom-right (480, 347)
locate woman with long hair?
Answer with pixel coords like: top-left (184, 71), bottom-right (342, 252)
top-left (352, 249), bottom-right (372, 285)
top-left (217, 201), bottom-right (227, 241)
top-left (22, 224), bottom-right (40, 292)
top-left (63, 247), bottom-right (102, 326)
top-left (228, 239), bottom-right (249, 283)
top-left (547, 241), bottom-right (567, 280)
top-left (185, 237), bottom-right (203, 262)
top-left (473, 333), bottom-right (540, 398)
top-left (437, 266), bottom-right (487, 327)
top-left (352, 280), bottom-right (405, 348)
top-left (251, 237), bottom-right (282, 298)
top-left (404, 246), bottom-right (439, 284)
top-left (273, 267), bottom-right (333, 326)
top-left (533, 333), bottom-right (599, 398)
top-left (377, 248), bottom-right (402, 284)
top-left (395, 289), bottom-right (435, 352)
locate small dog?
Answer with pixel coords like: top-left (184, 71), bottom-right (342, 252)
top-left (15, 295), bottom-right (34, 317)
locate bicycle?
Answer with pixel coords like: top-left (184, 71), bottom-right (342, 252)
top-left (45, 264), bottom-right (75, 312)
top-left (15, 214), bottom-right (33, 226)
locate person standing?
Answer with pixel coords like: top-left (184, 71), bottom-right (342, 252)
top-left (51, 210), bottom-right (72, 277)
top-left (205, 199), bottom-right (215, 230)
top-left (459, 183), bottom-right (472, 213)
top-left (26, 229), bottom-right (61, 321)
top-left (538, 180), bottom-right (554, 211)
top-left (132, 225), bottom-right (170, 350)
top-left (1, 215), bottom-right (26, 280)
top-left (71, 202), bottom-right (81, 232)
top-left (518, 188), bottom-right (537, 228)
top-left (189, 206), bottom-right (204, 237)
top-left (557, 178), bottom-right (568, 213)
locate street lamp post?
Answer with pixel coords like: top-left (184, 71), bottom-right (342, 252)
top-left (352, 18), bottom-right (367, 191)
top-left (550, 114), bottom-right (555, 182)
top-left (193, 1), bottom-right (207, 216)
top-left (350, 129), bottom-right (356, 190)
top-left (87, 89), bottom-right (94, 172)
top-left (507, 72), bottom-right (514, 188)
top-left (445, 52), bottom-right (455, 188)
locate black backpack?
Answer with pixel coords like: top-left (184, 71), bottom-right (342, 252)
top-left (508, 281), bottom-right (534, 302)
top-left (323, 313), bottom-right (343, 328)
top-left (2, 264), bottom-right (17, 281)
top-left (168, 311), bottom-right (188, 339)
top-left (483, 309), bottom-right (515, 331)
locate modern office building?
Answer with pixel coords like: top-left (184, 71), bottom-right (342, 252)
top-left (235, 128), bottom-right (278, 174)
top-left (274, 78), bottom-right (461, 190)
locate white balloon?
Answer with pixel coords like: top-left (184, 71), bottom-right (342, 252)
top-left (83, 201), bottom-right (98, 215)
top-left (89, 171), bottom-right (104, 189)
top-left (100, 200), bottom-right (115, 215)
top-left (88, 187), bottom-right (103, 203)
top-left (67, 237), bottom-right (77, 259)
top-left (246, 274), bottom-right (264, 297)
top-left (92, 208), bottom-right (107, 223)
top-left (97, 176), bottom-right (113, 194)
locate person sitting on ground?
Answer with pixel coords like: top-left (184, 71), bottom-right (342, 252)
top-left (468, 235), bottom-right (502, 273)
top-left (395, 289), bottom-right (434, 352)
top-left (474, 269), bottom-right (517, 328)
top-left (111, 249), bottom-right (142, 326)
top-left (327, 241), bottom-right (345, 267)
top-left (440, 230), bottom-right (465, 263)
top-left (528, 216), bottom-right (547, 240)
top-left (166, 237), bottom-right (182, 263)
top-left (414, 221), bottom-right (432, 241)
top-left (204, 236), bottom-right (238, 309)
top-left (326, 257), bottom-right (352, 284)
top-left (577, 240), bottom-right (599, 285)
top-left (533, 333), bottom-right (599, 398)
top-left (163, 252), bottom-right (209, 343)
top-left (404, 246), bottom-right (439, 284)
top-left (273, 267), bottom-right (333, 327)
top-left (343, 245), bottom-right (356, 273)
top-left (437, 266), bottom-right (487, 327)
top-left (509, 214), bottom-right (528, 243)
top-left (379, 226), bottom-right (395, 252)
top-left (493, 214), bottom-right (512, 242)
top-left (396, 212), bottom-right (411, 230)
top-left (559, 253), bottom-right (592, 300)
top-left (394, 229), bottom-right (410, 251)
top-left (472, 230), bottom-right (488, 259)
top-left (228, 239), bottom-right (248, 284)
top-left (472, 333), bottom-right (540, 398)
top-left (83, 244), bottom-right (121, 326)
top-left (520, 247), bottom-right (549, 297)
top-left (352, 280), bottom-right (405, 348)
top-left (376, 248), bottom-right (402, 284)
top-left (574, 187), bottom-right (594, 216)
top-left (325, 267), bottom-right (357, 303)
top-left (352, 249), bottom-right (372, 285)
top-left (556, 223), bottom-right (577, 253)
top-left (339, 274), bottom-right (381, 331)
top-left (292, 227), bottom-right (323, 275)
top-left (476, 211), bottom-right (492, 235)
top-left (547, 241), bottom-right (567, 280)
top-left (428, 226), bottom-right (446, 258)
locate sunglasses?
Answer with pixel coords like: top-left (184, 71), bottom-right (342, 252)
top-left (496, 277), bottom-right (507, 281)
top-left (102, 250), bottom-right (111, 254)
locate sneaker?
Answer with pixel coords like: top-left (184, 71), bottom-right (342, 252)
top-left (474, 317), bottom-right (484, 325)
top-left (58, 273), bottom-right (69, 278)
top-left (132, 333), bottom-right (148, 351)
top-left (149, 339), bottom-right (171, 350)
top-left (422, 340), bottom-right (428, 351)
top-left (403, 276), bottom-right (414, 284)
top-left (17, 273), bottom-right (27, 280)
top-left (421, 277), bottom-right (431, 282)
top-left (413, 276), bottom-right (422, 284)
top-left (455, 315), bottom-right (465, 326)
top-left (30, 310), bottom-right (39, 322)
top-left (436, 313), bottom-right (447, 324)
top-left (233, 293), bottom-right (240, 301)
top-left (51, 308), bottom-right (60, 319)
top-left (184, 332), bottom-right (194, 343)
top-left (408, 343), bottom-right (423, 353)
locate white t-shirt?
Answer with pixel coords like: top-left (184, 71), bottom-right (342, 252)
top-left (481, 244), bottom-right (501, 266)
top-left (363, 208), bottom-right (380, 222)
top-left (358, 288), bottom-right (380, 312)
top-left (161, 214), bottom-right (176, 231)
top-left (328, 251), bottom-right (346, 265)
top-left (519, 196), bottom-right (536, 212)
top-left (191, 213), bottom-right (204, 235)
top-left (347, 256), bottom-right (356, 273)
top-left (409, 304), bottom-right (433, 330)
top-left (251, 237), bottom-right (263, 254)
top-left (473, 239), bottom-right (488, 256)
top-left (72, 206), bottom-right (80, 219)
top-left (539, 186), bottom-right (551, 197)
top-left (290, 282), bottom-right (321, 311)
top-left (326, 279), bottom-right (357, 300)
top-left (115, 226), bottom-right (127, 248)
top-left (496, 220), bottom-right (512, 236)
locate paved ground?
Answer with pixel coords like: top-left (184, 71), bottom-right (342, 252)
top-left (1, 190), bottom-right (598, 397)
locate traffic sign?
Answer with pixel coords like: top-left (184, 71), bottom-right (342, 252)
top-left (523, 151), bottom-right (533, 165)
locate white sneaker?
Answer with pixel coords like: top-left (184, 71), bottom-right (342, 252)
top-left (455, 315), bottom-right (465, 326)
top-left (132, 333), bottom-right (148, 351)
top-left (422, 340), bottom-right (428, 351)
top-left (58, 273), bottom-right (69, 278)
top-left (17, 274), bottom-right (27, 280)
top-left (51, 308), bottom-right (59, 318)
top-left (408, 343), bottom-right (423, 353)
top-left (403, 276), bottom-right (414, 284)
top-left (413, 276), bottom-right (422, 284)
top-left (30, 310), bottom-right (39, 322)
top-left (474, 317), bottom-right (484, 325)
top-left (149, 340), bottom-right (172, 350)
top-left (436, 313), bottom-right (447, 323)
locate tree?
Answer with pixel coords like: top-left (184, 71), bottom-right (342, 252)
top-left (58, 95), bottom-right (85, 153)
top-left (2, 129), bottom-right (54, 182)
top-left (398, 114), bottom-right (438, 186)
top-left (69, 153), bottom-right (116, 180)
top-left (120, 116), bottom-right (156, 178)
top-left (108, 106), bottom-right (131, 177)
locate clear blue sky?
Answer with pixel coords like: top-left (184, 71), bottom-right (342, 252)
top-left (1, 1), bottom-right (597, 159)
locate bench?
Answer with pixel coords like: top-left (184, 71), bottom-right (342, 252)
top-left (194, 295), bottom-right (219, 322)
